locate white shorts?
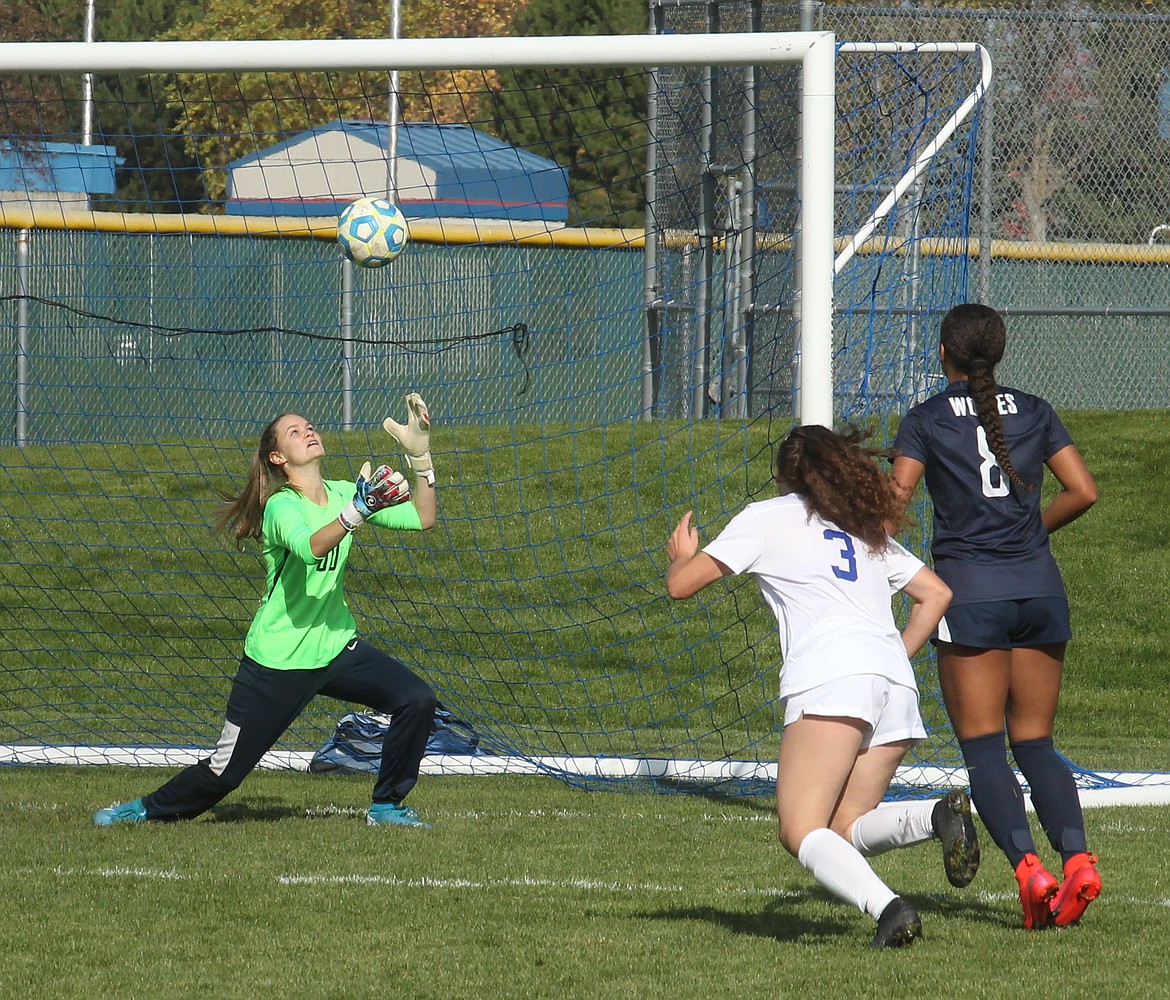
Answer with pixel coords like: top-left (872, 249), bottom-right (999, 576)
top-left (781, 674), bottom-right (926, 750)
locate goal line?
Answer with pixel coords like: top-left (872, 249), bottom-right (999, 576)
top-left (3, 744), bottom-right (1166, 808)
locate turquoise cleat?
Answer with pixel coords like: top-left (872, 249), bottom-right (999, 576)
top-left (93, 799), bottom-right (148, 826)
top-left (366, 802), bottom-right (431, 829)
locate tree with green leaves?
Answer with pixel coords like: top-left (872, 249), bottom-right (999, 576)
top-left (88, 0), bottom-right (207, 210)
top-left (157, 0), bottom-right (524, 205)
top-left (489, 0), bottom-right (650, 228)
top-left (1, 3), bottom-right (80, 140)
top-left (2, 0), bottom-right (207, 210)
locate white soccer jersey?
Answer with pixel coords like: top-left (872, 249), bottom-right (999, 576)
top-left (702, 493), bottom-right (926, 698)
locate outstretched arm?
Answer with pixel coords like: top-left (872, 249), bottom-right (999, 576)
top-left (665, 511), bottom-right (732, 599)
top-left (408, 475), bottom-right (437, 529)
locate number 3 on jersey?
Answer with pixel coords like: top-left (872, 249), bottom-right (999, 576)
top-left (976, 425), bottom-right (1010, 498)
top-left (823, 529), bottom-right (858, 581)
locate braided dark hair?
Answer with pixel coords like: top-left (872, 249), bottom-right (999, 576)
top-left (774, 424), bottom-right (905, 553)
top-left (939, 303), bottom-right (1034, 493)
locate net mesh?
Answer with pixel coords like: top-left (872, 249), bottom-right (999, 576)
top-left (0, 39), bottom-right (984, 793)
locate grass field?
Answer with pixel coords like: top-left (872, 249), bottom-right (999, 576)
top-left (2, 409), bottom-right (1167, 772)
top-left (1, 770), bottom-right (1167, 1000)
top-left (1041, 410), bottom-right (1170, 770)
top-left (1, 408), bottom-right (1168, 998)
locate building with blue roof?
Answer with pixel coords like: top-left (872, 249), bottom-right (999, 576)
top-left (0, 140), bottom-right (122, 210)
top-left (225, 119), bottom-right (569, 223)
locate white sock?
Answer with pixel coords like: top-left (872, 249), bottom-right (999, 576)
top-left (849, 800), bottom-right (937, 857)
top-left (796, 827), bottom-right (898, 920)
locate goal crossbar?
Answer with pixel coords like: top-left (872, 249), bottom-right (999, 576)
top-left (0, 33), bottom-right (832, 73)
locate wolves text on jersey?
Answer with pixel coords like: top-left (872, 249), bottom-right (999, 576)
top-left (947, 393), bottom-right (1018, 418)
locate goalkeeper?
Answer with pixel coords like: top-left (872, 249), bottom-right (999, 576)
top-left (94, 393), bottom-right (440, 829)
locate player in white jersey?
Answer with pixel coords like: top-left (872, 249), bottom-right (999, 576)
top-left (666, 424), bottom-right (975, 948)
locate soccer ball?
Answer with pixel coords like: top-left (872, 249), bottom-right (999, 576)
top-left (336, 197), bottom-right (409, 268)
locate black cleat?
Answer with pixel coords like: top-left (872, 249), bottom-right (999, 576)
top-left (871, 897), bottom-right (922, 949)
top-left (933, 789), bottom-right (981, 888)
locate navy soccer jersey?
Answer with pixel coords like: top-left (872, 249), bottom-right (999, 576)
top-left (894, 380), bottom-right (1073, 605)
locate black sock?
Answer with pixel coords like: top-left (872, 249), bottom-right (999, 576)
top-left (1010, 736), bottom-right (1088, 863)
top-left (960, 731), bottom-right (1035, 869)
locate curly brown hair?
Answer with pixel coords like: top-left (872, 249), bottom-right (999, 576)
top-left (774, 424), bottom-right (905, 553)
top-left (940, 303), bottom-right (1033, 493)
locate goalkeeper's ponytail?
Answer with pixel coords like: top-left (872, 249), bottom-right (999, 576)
top-left (215, 413), bottom-right (293, 545)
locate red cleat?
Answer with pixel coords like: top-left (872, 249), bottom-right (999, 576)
top-left (1052, 852), bottom-right (1102, 927)
top-left (1014, 853), bottom-right (1058, 930)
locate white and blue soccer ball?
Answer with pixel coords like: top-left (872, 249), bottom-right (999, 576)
top-left (336, 196), bottom-right (409, 268)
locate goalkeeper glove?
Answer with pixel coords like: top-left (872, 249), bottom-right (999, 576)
top-left (338, 462), bottom-right (411, 532)
top-left (383, 392), bottom-right (434, 486)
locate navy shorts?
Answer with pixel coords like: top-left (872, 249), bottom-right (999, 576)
top-left (936, 597), bottom-right (1071, 650)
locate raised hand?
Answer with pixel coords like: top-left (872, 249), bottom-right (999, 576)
top-left (667, 511), bottom-right (700, 564)
top-left (338, 462), bottom-right (411, 531)
top-left (383, 393), bottom-right (433, 483)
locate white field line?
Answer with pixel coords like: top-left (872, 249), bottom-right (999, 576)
top-left (275, 872), bottom-right (792, 895)
top-left (46, 864), bottom-right (1170, 909)
top-left (48, 864), bottom-right (796, 897)
top-left (53, 864), bottom-right (184, 880)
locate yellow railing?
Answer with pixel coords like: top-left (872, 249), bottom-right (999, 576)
top-left (3, 204), bottom-right (1169, 263)
top-left (0, 204), bottom-right (644, 250)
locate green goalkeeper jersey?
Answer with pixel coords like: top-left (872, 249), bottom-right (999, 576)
top-left (243, 480), bottom-right (422, 669)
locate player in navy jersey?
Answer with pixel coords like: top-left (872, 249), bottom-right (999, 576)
top-left (893, 303), bottom-right (1100, 929)
top-left (667, 424), bottom-right (977, 949)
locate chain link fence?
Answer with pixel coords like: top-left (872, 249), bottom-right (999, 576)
top-left (658, 0), bottom-right (1170, 409)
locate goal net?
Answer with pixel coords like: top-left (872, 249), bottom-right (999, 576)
top-left (0, 32), bottom-right (987, 794)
